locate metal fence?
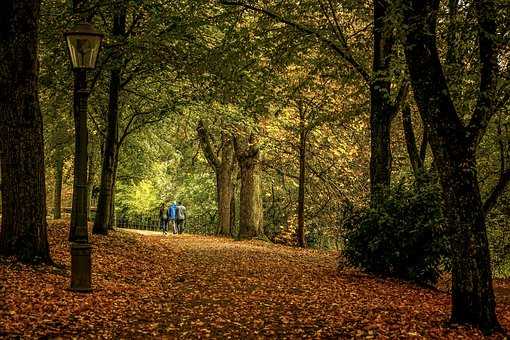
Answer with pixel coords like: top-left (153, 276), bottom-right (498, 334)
top-left (116, 215), bottom-right (160, 231)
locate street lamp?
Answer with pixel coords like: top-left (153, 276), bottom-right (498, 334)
top-left (65, 23), bottom-right (103, 292)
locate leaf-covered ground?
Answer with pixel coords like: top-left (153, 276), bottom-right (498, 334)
top-left (1, 221), bottom-right (509, 338)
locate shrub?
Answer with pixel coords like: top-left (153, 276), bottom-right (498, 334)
top-left (486, 204), bottom-right (510, 278)
top-left (343, 177), bottom-right (448, 286)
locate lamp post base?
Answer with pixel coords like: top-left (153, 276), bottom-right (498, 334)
top-left (70, 242), bottom-right (92, 292)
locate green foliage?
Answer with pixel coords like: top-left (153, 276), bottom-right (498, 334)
top-left (343, 177), bottom-right (448, 286)
top-left (115, 121), bottom-right (217, 234)
top-left (36, 0), bottom-right (510, 268)
top-left (487, 201), bottom-right (510, 278)
top-left (117, 180), bottom-right (160, 216)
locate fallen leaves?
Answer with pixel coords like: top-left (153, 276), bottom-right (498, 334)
top-left (0, 220), bottom-right (509, 338)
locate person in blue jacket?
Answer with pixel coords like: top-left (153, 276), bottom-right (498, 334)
top-left (168, 202), bottom-right (177, 234)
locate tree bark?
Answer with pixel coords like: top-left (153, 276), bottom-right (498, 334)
top-left (230, 179), bottom-right (236, 236)
top-left (296, 110), bottom-right (307, 247)
top-left (0, 0), bottom-right (51, 263)
top-left (107, 153), bottom-right (119, 230)
top-left (402, 0), bottom-right (500, 332)
top-left (53, 158), bottom-right (64, 219)
top-left (217, 136), bottom-right (234, 235)
top-left (369, 0), bottom-right (396, 208)
top-left (93, 5), bottom-right (126, 235)
top-left (235, 135), bottom-right (264, 240)
top-left (197, 121), bottom-right (235, 236)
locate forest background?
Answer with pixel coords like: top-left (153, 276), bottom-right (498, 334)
top-left (1, 0), bottom-right (510, 333)
top-left (37, 0), bottom-right (510, 269)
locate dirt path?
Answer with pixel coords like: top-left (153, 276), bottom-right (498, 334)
top-left (115, 227), bottom-right (166, 236)
top-left (1, 221), bottom-right (509, 338)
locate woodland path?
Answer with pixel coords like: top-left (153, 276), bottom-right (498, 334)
top-left (1, 220), bottom-right (510, 338)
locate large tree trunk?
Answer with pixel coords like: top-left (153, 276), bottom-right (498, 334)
top-left (217, 135), bottom-right (234, 235)
top-left (236, 136), bottom-right (263, 240)
top-left (93, 5), bottom-right (126, 235)
top-left (196, 121), bottom-right (236, 236)
top-left (53, 158), bottom-right (64, 219)
top-left (369, 0), bottom-right (396, 208)
top-left (296, 112), bottom-right (307, 247)
top-left (0, 0), bottom-right (51, 263)
top-left (402, 0), bottom-right (500, 332)
top-left (442, 151), bottom-right (497, 329)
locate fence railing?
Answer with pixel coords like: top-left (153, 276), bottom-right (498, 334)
top-left (49, 207), bottom-right (197, 233)
top-left (116, 215), bottom-right (160, 231)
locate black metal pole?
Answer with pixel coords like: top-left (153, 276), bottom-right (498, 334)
top-left (70, 68), bottom-right (92, 292)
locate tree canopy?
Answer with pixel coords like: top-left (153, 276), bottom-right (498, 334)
top-left (0, 0), bottom-right (509, 335)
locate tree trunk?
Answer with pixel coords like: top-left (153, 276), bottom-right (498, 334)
top-left (402, 0), bottom-right (500, 332)
top-left (369, 0), bottom-right (396, 208)
top-left (230, 179), bottom-right (236, 236)
top-left (217, 136), bottom-right (234, 235)
top-left (0, 0), bottom-right (51, 263)
top-left (107, 153), bottom-right (119, 230)
top-left (296, 112), bottom-right (307, 247)
top-left (92, 132), bottom-right (115, 234)
top-left (402, 105), bottom-right (425, 178)
top-left (196, 122), bottom-right (236, 236)
top-left (442, 152), bottom-right (498, 330)
top-left (236, 136), bottom-right (263, 240)
top-left (53, 158), bottom-right (64, 219)
top-left (93, 5), bottom-right (126, 235)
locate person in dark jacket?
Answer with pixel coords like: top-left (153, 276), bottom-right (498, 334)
top-left (159, 203), bottom-right (168, 235)
top-left (175, 202), bottom-right (186, 234)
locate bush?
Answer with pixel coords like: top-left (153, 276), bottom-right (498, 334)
top-left (486, 204), bottom-right (510, 278)
top-left (343, 177), bottom-right (449, 286)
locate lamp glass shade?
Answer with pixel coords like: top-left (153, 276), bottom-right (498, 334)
top-left (65, 24), bottom-right (103, 69)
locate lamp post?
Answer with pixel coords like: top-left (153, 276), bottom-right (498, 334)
top-left (65, 23), bottom-right (103, 292)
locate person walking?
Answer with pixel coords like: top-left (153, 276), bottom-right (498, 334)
top-left (159, 203), bottom-right (168, 235)
top-left (168, 201), bottom-right (178, 234)
top-left (175, 202), bottom-right (186, 234)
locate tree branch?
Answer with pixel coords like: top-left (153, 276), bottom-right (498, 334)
top-left (197, 120), bottom-right (221, 171)
top-left (419, 128), bottom-right (428, 163)
top-left (402, 104), bottom-right (423, 176)
top-left (220, 1), bottom-right (370, 84)
top-left (483, 117), bottom-right (510, 215)
top-left (391, 80), bottom-right (409, 119)
top-left (483, 170), bottom-right (510, 215)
